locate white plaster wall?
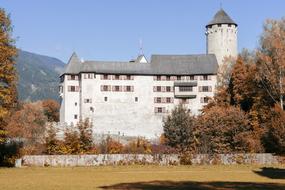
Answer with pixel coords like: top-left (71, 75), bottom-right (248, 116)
top-left (60, 75), bottom-right (80, 126)
top-left (60, 74), bottom-right (217, 139)
top-left (206, 24), bottom-right (237, 66)
top-left (82, 75), bottom-right (163, 139)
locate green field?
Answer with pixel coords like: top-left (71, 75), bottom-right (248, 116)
top-left (0, 165), bottom-right (284, 190)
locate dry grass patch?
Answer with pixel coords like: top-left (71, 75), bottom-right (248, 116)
top-left (0, 165), bottom-right (284, 190)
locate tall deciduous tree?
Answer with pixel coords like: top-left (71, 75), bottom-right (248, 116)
top-left (0, 8), bottom-right (17, 143)
top-left (256, 19), bottom-right (285, 110)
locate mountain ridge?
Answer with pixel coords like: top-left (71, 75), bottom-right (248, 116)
top-left (15, 50), bottom-right (65, 102)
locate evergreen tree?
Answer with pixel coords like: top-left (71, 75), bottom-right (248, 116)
top-left (163, 104), bottom-right (197, 152)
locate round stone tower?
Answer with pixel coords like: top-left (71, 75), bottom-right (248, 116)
top-left (206, 9), bottom-right (238, 66)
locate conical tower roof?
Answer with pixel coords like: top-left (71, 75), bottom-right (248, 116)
top-left (206, 9), bottom-right (237, 27)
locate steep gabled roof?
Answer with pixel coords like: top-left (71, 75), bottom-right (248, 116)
top-left (207, 9), bottom-right (237, 27)
top-left (61, 54), bottom-right (218, 76)
top-left (62, 52), bottom-right (81, 75)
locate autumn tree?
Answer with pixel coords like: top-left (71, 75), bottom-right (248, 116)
top-left (263, 104), bottom-right (285, 155)
top-left (5, 102), bottom-right (47, 155)
top-left (98, 136), bottom-right (123, 154)
top-left (123, 137), bottom-right (152, 154)
top-left (60, 127), bottom-right (81, 154)
top-left (42, 99), bottom-right (60, 122)
top-left (163, 104), bottom-right (198, 152)
top-left (256, 18), bottom-right (285, 110)
top-left (44, 124), bottom-right (61, 155)
top-left (0, 8), bottom-right (17, 143)
top-left (198, 105), bottom-right (262, 153)
top-left (77, 119), bottom-right (93, 153)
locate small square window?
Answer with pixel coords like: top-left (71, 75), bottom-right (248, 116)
top-left (166, 86), bottom-right (171, 92)
top-left (166, 97), bottom-right (171, 103)
top-left (166, 76), bottom-right (171, 81)
top-left (103, 75), bottom-right (108, 80)
top-left (126, 75), bottom-right (131, 80)
top-left (177, 76), bottom-right (181, 81)
top-left (135, 97), bottom-right (138, 102)
top-left (157, 97), bottom-right (162, 103)
top-left (74, 115), bottom-right (78, 119)
top-left (87, 73), bottom-right (93, 79)
top-left (190, 75), bottom-right (195, 80)
top-left (115, 86), bottom-right (120, 91)
top-left (126, 86), bottom-right (131, 92)
top-left (157, 76), bottom-right (161, 81)
top-left (104, 97), bottom-right (108, 102)
top-left (115, 75), bottom-right (120, 80)
top-left (75, 102), bottom-right (77, 106)
top-left (103, 85), bottom-right (108, 91)
top-left (84, 99), bottom-right (92, 103)
top-left (157, 86), bottom-right (162, 92)
top-left (202, 86), bottom-right (209, 92)
top-left (157, 107), bottom-right (163, 113)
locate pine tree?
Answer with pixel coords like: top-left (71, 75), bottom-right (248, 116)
top-left (163, 104), bottom-right (197, 152)
top-left (0, 8), bottom-right (17, 143)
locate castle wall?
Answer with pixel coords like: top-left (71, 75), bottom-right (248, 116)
top-left (60, 74), bottom-right (216, 139)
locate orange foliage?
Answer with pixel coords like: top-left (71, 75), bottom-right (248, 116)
top-left (0, 8), bottom-right (18, 143)
top-left (42, 99), bottom-right (60, 122)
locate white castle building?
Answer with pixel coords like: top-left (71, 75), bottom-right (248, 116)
top-left (59, 9), bottom-right (238, 138)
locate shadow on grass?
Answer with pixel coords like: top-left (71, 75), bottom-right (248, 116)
top-left (100, 181), bottom-right (285, 190)
top-left (254, 167), bottom-right (285, 179)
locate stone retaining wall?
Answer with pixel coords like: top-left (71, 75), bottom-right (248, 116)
top-left (20, 154), bottom-right (284, 167)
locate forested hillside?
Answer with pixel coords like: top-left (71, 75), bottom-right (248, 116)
top-left (15, 50), bottom-right (65, 101)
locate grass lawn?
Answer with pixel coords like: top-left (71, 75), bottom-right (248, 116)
top-left (0, 165), bottom-right (284, 190)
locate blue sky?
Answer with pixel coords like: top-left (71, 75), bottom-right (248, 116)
top-left (1, 0), bottom-right (285, 63)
